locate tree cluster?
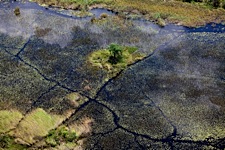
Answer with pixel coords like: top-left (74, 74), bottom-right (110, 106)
top-left (108, 43), bottom-right (123, 64)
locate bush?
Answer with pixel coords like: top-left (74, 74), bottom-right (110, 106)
top-left (0, 135), bottom-right (12, 148)
top-left (46, 126), bottom-right (77, 147)
top-left (100, 13), bottom-right (108, 19)
top-left (14, 7), bottom-right (20, 16)
top-left (108, 43), bottom-right (123, 64)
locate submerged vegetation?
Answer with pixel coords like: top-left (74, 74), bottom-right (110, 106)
top-left (88, 43), bottom-right (145, 77)
top-left (30, 0), bottom-right (225, 27)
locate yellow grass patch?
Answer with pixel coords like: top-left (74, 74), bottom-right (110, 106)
top-left (11, 108), bottom-right (63, 144)
top-left (0, 110), bottom-right (23, 133)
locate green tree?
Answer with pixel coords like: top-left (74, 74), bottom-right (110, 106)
top-left (212, 0), bottom-right (222, 7)
top-left (108, 43), bottom-right (123, 64)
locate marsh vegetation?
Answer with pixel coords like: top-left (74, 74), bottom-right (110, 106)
top-left (30, 0), bottom-right (225, 27)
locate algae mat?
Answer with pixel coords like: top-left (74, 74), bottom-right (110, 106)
top-left (0, 2), bottom-right (225, 150)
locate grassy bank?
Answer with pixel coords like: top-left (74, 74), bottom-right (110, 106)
top-left (30, 0), bottom-right (225, 27)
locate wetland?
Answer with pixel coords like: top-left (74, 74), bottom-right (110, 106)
top-left (0, 0), bottom-right (225, 149)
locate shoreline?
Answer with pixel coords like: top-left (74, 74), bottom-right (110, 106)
top-left (28, 0), bottom-right (225, 27)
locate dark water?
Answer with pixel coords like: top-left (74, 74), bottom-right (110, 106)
top-left (1, 0), bottom-right (225, 33)
top-left (164, 23), bottom-right (225, 33)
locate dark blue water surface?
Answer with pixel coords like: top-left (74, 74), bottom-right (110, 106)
top-left (164, 23), bottom-right (225, 33)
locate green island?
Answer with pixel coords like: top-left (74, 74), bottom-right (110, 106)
top-left (88, 43), bottom-right (145, 78)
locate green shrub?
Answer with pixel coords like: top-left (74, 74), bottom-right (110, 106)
top-left (65, 131), bottom-right (77, 142)
top-left (0, 135), bottom-right (27, 149)
top-left (0, 135), bottom-right (12, 148)
top-left (46, 126), bottom-right (78, 147)
top-left (108, 43), bottom-right (123, 64)
top-left (88, 43), bottom-right (145, 78)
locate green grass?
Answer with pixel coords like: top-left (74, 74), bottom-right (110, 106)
top-left (88, 44), bottom-right (145, 78)
top-left (0, 106), bottom-right (91, 149)
top-left (11, 108), bottom-right (63, 144)
top-left (45, 126), bottom-right (78, 147)
top-left (0, 135), bottom-right (27, 150)
top-left (0, 110), bottom-right (23, 133)
top-left (112, 0), bottom-right (225, 27)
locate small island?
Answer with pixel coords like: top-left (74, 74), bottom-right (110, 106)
top-left (88, 43), bottom-right (145, 77)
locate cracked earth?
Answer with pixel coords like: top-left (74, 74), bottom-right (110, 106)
top-left (0, 1), bottom-right (225, 149)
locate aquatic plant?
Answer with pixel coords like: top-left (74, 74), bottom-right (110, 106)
top-left (100, 13), bottom-right (108, 19)
top-left (91, 16), bottom-right (97, 23)
top-left (157, 18), bottom-right (166, 27)
top-left (14, 7), bottom-right (20, 16)
top-left (72, 10), bottom-right (93, 17)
